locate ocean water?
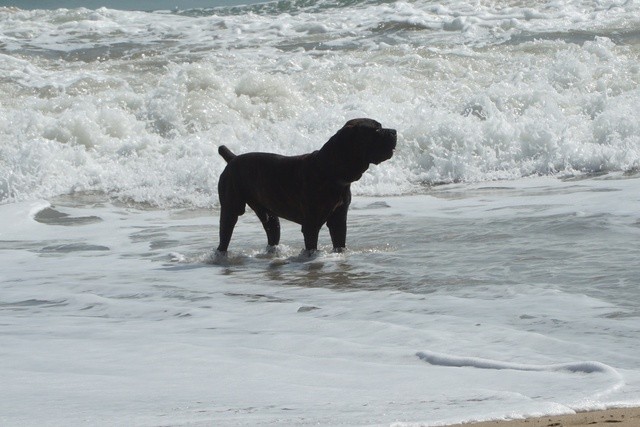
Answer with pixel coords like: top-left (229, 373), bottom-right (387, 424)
top-left (1, 1), bottom-right (640, 426)
top-left (0, 1), bottom-right (253, 11)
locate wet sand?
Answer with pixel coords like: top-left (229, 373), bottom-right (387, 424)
top-left (445, 407), bottom-right (640, 426)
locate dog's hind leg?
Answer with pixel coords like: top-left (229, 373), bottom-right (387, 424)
top-left (217, 206), bottom-right (239, 253)
top-left (250, 204), bottom-right (281, 250)
top-left (216, 170), bottom-right (245, 253)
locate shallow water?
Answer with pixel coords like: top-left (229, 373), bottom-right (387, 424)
top-left (2, 175), bottom-right (640, 426)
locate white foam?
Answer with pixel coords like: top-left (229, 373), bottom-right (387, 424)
top-left (417, 350), bottom-right (622, 376)
top-left (3, 3), bottom-right (640, 206)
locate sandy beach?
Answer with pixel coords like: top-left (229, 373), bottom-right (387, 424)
top-left (445, 407), bottom-right (640, 427)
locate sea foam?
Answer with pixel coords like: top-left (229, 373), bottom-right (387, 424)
top-left (2, 1), bottom-right (640, 208)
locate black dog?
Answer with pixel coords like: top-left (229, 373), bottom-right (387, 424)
top-left (216, 118), bottom-right (397, 254)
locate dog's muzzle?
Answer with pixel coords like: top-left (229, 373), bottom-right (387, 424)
top-left (372, 128), bottom-right (397, 164)
top-left (383, 128), bottom-right (397, 151)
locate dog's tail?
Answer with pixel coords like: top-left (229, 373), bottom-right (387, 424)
top-left (218, 145), bottom-right (236, 163)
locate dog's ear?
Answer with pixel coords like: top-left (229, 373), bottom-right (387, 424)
top-left (343, 118), bottom-right (382, 129)
top-left (343, 119), bottom-right (357, 128)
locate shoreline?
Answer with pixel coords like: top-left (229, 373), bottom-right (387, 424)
top-left (443, 407), bottom-right (640, 427)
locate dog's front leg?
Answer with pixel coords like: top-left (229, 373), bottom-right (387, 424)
top-left (327, 213), bottom-right (347, 252)
top-left (302, 223), bottom-right (321, 254)
top-left (327, 209), bottom-right (347, 252)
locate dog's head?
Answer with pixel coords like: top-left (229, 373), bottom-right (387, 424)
top-left (319, 118), bottom-right (397, 184)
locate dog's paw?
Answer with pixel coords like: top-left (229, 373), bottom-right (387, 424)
top-left (253, 245), bottom-right (281, 259)
top-left (206, 249), bottom-right (228, 264)
top-left (266, 245), bottom-right (279, 254)
top-left (300, 249), bottom-right (321, 258)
